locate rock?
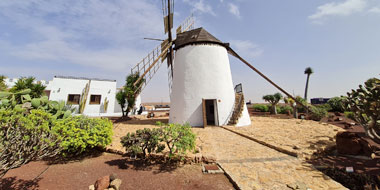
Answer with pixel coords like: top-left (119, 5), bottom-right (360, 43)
top-left (202, 155), bottom-right (216, 163)
top-left (334, 117), bottom-right (343, 121)
top-left (110, 179), bottom-right (122, 190)
top-left (89, 185), bottom-right (95, 190)
top-left (293, 145), bottom-right (300, 150)
top-left (109, 173), bottom-right (118, 181)
top-left (22, 102), bottom-right (32, 109)
top-left (194, 153), bottom-right (202, 163)
top-left (94, 176), bottom-right (110, 190)
top-left (108, 188), bottom-right (115, 190)
top-left (336, 132), bottom-right (362, 155)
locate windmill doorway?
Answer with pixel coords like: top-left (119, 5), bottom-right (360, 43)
top-left (202, 99), bottom-right (218, 127)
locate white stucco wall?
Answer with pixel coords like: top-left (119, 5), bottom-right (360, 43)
top-left (236, 104), bottom-right (251, 127)
top-left (170, 44), bottom-right (242, 126)
top-left (46, 77), bottom-right (117, 116)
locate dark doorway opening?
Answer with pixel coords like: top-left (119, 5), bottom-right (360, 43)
top-left (205, 99), bottom-right (216, 126)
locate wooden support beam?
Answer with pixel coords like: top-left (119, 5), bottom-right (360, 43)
top-left (227, 46), bottom-right (312, 113)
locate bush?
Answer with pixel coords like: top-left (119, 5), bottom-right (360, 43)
top-left (121, 128), bottom-right (165, 158)
top-left (0, 108), bottom-right (62, 177)
top-left (344, 111), bottom-right (355, 121)
top-left (309, 106), bottom-right (328, 121)
top-left (315, 104), bottom-right (332, 112)
top-left (160, 123), bottom-right (196, 158)
top-left (121, 122), bottom-right (196, 159)
top-left (327, 97), bottom-right (345, 113)
top-left (253, 104), bottom-right (269, 112)
top-left (53, 116), bottom-right (113, 155)
top-left (277, 105), bottom-right (293, 114)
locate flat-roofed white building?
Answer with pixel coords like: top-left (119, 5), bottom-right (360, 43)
top-left (46, 76), bottom-right (119, 117)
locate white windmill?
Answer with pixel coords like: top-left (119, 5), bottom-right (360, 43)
top-left (131, 0), bottom-right (310, 127)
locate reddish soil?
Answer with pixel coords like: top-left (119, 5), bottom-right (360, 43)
top-left (1, 153), bottom-right (234, 190)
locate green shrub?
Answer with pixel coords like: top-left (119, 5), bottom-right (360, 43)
top-left (53, 116), bottom-right (113, 154)
top-left (327, 97), bottom-right (345, 113)
top-left (315, 104), bottom-right (332, 112)
top-left (277, 105), bottom-right (293, 114)
top-left (344, 111), bottom-right (355, 121)
top-left (0, 108), bottom-right (61, 177)
top-left (121, 128), bottom-right (165, 158)
top-left (309, 106), bottom-right (328, 121)
top-left (160, 123), bottom-right (196, 158)
top-left (121, 123), bottom-right (196, 159)
top-left (253, 104), bottom-right (269, 112)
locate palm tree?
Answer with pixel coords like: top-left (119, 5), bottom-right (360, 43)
top-left (304, 67), bottom-right (313, 102)
top-left (0, 75), bottom-right (7, 91)
top-left (10, 77), bottom-right (46, 98)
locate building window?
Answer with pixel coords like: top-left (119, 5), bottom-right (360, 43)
top-left (67, 94), bottom-right (80, 105)
top-left (90, 95), bottom-right (101, 105)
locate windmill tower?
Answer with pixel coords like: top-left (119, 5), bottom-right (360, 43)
top-left (131, 0), bottom-right (310, 127)
top-left (169, 28), bottom-right (251, 127)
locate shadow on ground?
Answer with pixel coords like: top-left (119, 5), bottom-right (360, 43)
top-left (105, 156), bottom-right (180, 174)
top-left (43, 150), bottom-right (104, 165)
top-left (0, 177), bottom-right (41, 190)
top-left (113, 117), bottom-right (169, 125)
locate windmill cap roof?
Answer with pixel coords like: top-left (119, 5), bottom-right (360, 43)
top-left (174, 27), bottom-right (227, 50)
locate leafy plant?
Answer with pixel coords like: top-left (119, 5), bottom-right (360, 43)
top-left (158, 122), bottom-right (196, 158)
top-left (0, 108), bottom-right (62, 177)
top-left (116, 90), bottom-right (127, 116)
top-left (277, 105), bottom-right (293, 114)
top-left (309, 106), bottom-right (328, 121)
top-left (327, 97), bottom-right (345, 113)
top-left (343, 77), bottom-right (380, 143)
top-left (53, 116), bottom-right (113, 154)
top-left (121, 128), bottom-right (165, 158)
top-left (10, 77), bottom-right (46, 99)
top-left (252, 104), bottom-right (269, 112)
top-left (315, 104), bottom-right (332, 112)
top-left (124, 73), bottom-right (145, 117)
top-left (344, 111), bottom-right (355, 121)
top-left (263, 93), bottom-right (283, 114)
top-left (0, 75), bottom-right (7, 91)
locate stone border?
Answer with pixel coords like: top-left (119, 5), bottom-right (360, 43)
top-left (221, 126), bottom-right (299, 158)
top-left (216, 163), bottom-right (242, 190)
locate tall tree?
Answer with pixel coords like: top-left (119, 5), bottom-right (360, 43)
top-left (263, 93), bottom-right (283, 114)
top-left (0, 75), bottom-right (7, 91)
top-left (116, 89), bottom-right (127, 117)
top-left (304, 67), bottom-right (313, 102)
top-left (122, 73), bottom-right (145, 117)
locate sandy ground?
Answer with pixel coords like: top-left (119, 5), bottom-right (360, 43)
top-left (225, 117), bottom-right (345, 159)
top-left (109, 116), bottom-right (344, 160)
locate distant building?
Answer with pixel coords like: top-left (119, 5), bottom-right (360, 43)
top-left (45, 76), bottom-right (119, 116)
top-left (310, 98), bottom-right (330, 105)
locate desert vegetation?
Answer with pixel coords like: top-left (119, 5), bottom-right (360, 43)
top-left (116, 73), bottom-right (145, 117)
top-left (121, 122), bottom-right (196, 159)
top-left (0, 78), bottom-right (113, 177)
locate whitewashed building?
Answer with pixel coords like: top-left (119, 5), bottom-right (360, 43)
top-left (46, 76), bottom-right (119, 117)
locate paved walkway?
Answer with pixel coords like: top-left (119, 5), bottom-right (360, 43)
top-left (194, 127), bottom-right (347, 190)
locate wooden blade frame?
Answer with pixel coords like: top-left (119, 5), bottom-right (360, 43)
top-left (226, 46), bottom-right (312, 113)
top-left (133, 42), bottom-right (173, 89)
top-left (176, 13), bottom-right (194, 35)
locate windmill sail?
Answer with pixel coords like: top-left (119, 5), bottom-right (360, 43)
top-left (131, 42), bottom-right (172, 94)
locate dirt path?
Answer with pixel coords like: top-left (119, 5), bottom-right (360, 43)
top-left (194, 127), bottom-right (347, 190)
top-left (1, 153), bottom-right (234, 190)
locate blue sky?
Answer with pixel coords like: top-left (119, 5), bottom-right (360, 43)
top-left (0, 0), bottom-right (379, 102)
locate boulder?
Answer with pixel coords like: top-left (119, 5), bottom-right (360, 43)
top-left (110, 179), bottom-right (122, 190)
top-left (94, 176), bottom-right (110, 190)
top-left (336, 132), bottom-right (362, 155)
top-left (109, 173), bottom-right (118, 181)
top-left (89, 185), bottom-right (95, 190)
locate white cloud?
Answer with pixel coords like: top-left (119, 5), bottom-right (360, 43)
top-left (230, 40), bottom-right (263, 59)
top-left (309, 0), bottom-right (367, 21)
top-left (0, 0), bottom-right (164, 71)
top-left (228, 3), bottom-right (241, 18)
top-left (183, 0), bottom-right (216, 16)
top-left (368, 7), bottom-right (380, 13)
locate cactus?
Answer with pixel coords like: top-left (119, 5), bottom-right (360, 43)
top-left (104, 97), bottom-right (109, 113)
top-left (79, 81), bottom-right (91, 114)
top-left (343, 78), bottom-right (380, 143)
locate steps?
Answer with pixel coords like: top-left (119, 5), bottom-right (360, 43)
top-left (228, 93), bottom-right (245, 125)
